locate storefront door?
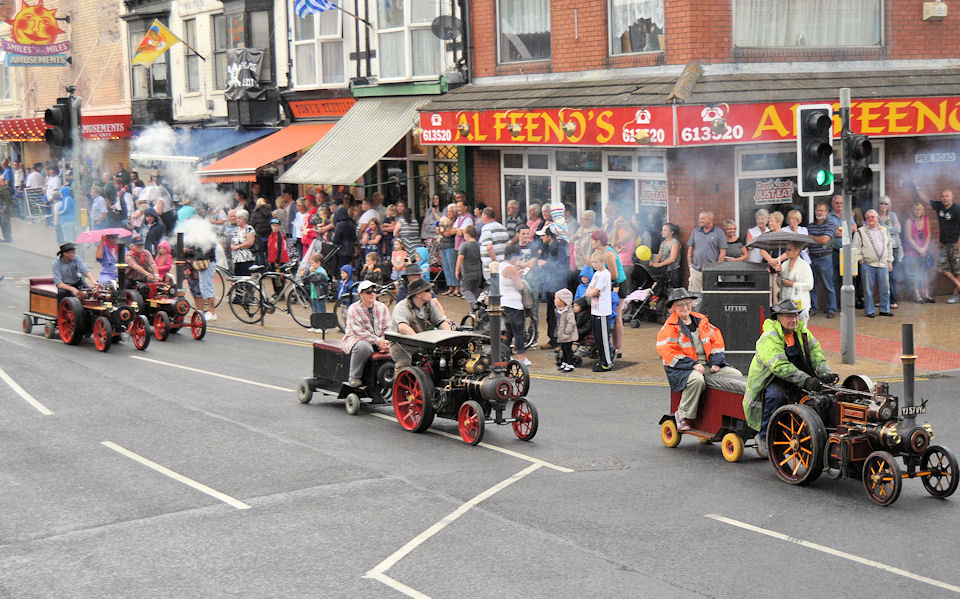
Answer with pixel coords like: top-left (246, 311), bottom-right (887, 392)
top-left (558, 177), bottom-right (603, 223)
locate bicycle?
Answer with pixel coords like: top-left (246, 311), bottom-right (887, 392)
top-left (227, 262), bottom-right (317, 328)
top-left (333, 280), bottom-right (398, 332)
top-left (459, 291), bottom-right (538, 351)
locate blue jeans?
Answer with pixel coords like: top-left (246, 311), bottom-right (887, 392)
top-left (760, 380), bottom-right (795, 440)
top-left (810, 254), bottom-right (836, 312)
top-left (440, 247), bottom-right (458, 287)
top-left (889, 251), bottom-right (900, 304)
top-left (311, 298), bottom-right (326, 313)
top-left (861, 263), bottom-right (890, 315)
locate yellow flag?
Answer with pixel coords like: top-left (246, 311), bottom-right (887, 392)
top-left (131, 19), bottom-right (182, 65)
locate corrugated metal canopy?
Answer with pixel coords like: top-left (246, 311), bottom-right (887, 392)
top-left (278, 96), bottom-right (432, 185)
top-left (419, 68), bottom-right (960, 112)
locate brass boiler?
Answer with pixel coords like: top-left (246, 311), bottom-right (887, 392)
top-left (454, 352), bottom-right (515, 403)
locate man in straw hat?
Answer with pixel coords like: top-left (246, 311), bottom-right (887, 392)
top-left (744, 299), bottom-right (838, 457)
top-left (656, 288), bottom-right (741, 432)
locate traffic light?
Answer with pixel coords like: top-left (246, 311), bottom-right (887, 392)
top-left (44, 96), bottom-right (77, 148)
top-left (845, 133), bottom-right (873, 190)
top-left (795, 104), bottom-right (835, 197)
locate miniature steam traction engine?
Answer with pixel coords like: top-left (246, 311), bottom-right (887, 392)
top-left (766, 325), bottom-right (957, 506)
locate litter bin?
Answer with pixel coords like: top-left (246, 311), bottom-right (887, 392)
top-left (700, 262), bottom-right (770, 373)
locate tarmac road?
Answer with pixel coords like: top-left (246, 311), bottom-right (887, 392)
top-left (2, 242), bottom-right (960, 598)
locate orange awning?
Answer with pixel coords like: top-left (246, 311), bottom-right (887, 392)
top-left (198, 123), bottom-right (333, 183)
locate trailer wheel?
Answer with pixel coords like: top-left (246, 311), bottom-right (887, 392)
top-left (92, 316), bottom-right (113, 352)
top-left (43, 322), bottom-right (57, 339)
top-left (920, 445), bottom-right (959, 499)
top-left (190, 311), bottom-right (206, 340)
top-left (721, 433), bottom-right (744, 463)
top-left (511, 398), bottom-right (538, 441)
top-left (375, 362), bottom-right (395, 403)
top-left (768, 404), bottom-right (826, 486)
top-left (153, 311), bottom-right (171, 341)
top-left (297, 379), bottom-right (314, 404)
top-left (863, 451), bottom-right (902, 506)
top-left (458, 400), bottom-right (485, 445)
top-left (22, 315), bottom-right (33, 335)
top-left (660, 419), bottom-right (681, 448)
top-left (393, 367), bottom-right (435, 433)
top-left (129, 315), bottom-right (150, 350)
top-left (345, 393), bottom-right (361, 416)
top-left (57, 297), bottom-right (85, 345)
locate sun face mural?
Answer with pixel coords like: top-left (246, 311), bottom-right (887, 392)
top-left (6, 1), bottom-right (66, 46)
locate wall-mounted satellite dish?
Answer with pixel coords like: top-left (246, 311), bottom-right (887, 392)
top-left (430, 15), bottom-right (463, 41)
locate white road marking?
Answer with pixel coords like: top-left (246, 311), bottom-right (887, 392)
top-left (101, 441), bottom-right (251, 510)
top-left (129, 356), bottom-right (290, 392)
top-left (0, 366), bottom-right (53, 415)
top-left (706, 514), bottom-right (960, 594)
top-left (365, 463), bottom-right (543, 598)
top-left (369, 412), bottom-right (574, 472)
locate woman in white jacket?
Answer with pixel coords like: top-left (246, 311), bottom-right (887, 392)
top-left (779, 241), bottom-right (814, 321)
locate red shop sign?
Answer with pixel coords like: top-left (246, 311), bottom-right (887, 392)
top-left (81, 114), bottom-right (132, 140)
top-left (677, 97), bottom-right (960, 146)
top-left (289, 98), bottom-right (356, 119)
top-left (418, 106), bottom-right (674, 146)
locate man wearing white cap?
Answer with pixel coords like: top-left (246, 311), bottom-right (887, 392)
top-left (342, 280), bottom-right (391, 387)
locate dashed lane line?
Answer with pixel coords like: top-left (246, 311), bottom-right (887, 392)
top-left (0, 366), bottom-right (53, 415)
top-left (129, 356), bottom-right (290, 392)
top-left (101, 441), bottom-right (251, 510)
top-left (364, 463), bottom-right (544, 599)
top-left (707, 514), bottom-right (960, 594)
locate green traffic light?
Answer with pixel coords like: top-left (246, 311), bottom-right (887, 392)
top-left (815, 170), bottom-right (831, 186)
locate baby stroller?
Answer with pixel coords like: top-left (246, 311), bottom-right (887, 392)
top-left (555, 297), bottom-right (597, 368)
top-left (622, 263), bottom-right (670, 327)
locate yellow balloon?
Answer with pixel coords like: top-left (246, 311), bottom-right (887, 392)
top-left (635, 245), bottom-right (652, 261)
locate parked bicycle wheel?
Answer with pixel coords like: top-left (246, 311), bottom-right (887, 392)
top-left (334, 296), bottom-right (351, 332)
top-left (286, 285), bottom-right (313, 328)
top-left (228, 280), bottom-right (263, 324)
top-left (213, 268), bottom-right (227, 308)
top-left (523, 314), bottom-right (538, 350)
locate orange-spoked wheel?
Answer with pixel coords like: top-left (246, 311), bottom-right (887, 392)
top-left (768, 404), bottom-right (826, 486)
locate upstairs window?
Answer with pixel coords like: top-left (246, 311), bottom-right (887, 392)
top-left (610, 0), bottom-right (664, 55)
top-left (498, 0), bottom-right (550, 63)
top-left (293, 6), bottom-right (344, 86)
top-left (377, 0), bottom-right (441, 80)
top-left (129, 20), bottom-right (170, 99)
top-left (734, 0), bottom-right (882, 47)
top-left (184, 18), bottom-right (200, 92)
top-left (213, 14), bottom-right (228, 90)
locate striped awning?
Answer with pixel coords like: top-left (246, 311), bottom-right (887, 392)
top-left (278, 95), bottom-right (432, 185)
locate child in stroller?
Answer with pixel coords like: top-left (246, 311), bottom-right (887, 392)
top-left (620, 262), bottom-right (671, 327)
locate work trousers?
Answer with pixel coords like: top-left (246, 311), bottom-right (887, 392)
top-left (677, 366), bottom-right (743, 420)
top-left (349, 341), bottom-right (374, 381)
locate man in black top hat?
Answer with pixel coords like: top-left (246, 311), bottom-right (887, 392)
top-left (53, 242), bottom-right (97, 300)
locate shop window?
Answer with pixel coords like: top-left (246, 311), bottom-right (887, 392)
top-left (741, 151), bottom-right (797, 172)
top-left (503, 153), bottom-right (524, 169)
top-left (499, 0), bottom-right (550, 63)
top-left (377, 0), bottom-right (441, 80)
top-left (609, 0), bottom-right (664, 55)
top-left (434, 145), bottom-right (458, 161)
top-left (435, 161), bottom-right (459, 200)
top-left (637, 155), bottom-right (666, 173)
top-left (733, 0), bottom-right (882, 47)
top-left (608, 155), bottom-right (633, 172)
top-left (292, 5), bottom-right (344, 87)
top-left (527, 154), bottom-right (549, 169)
top-left (556, 150), bottom-right (601, 172)
top-left (609, 179), bottom-right (636, 214)
top-left (213, 14), bottom-right (228, 90)
top-left (129, 21), bottom-right (170, 99)
top-left (505, 175), bottom-right (527, 217)
top-left (184, 19), bottom-right (200, 93)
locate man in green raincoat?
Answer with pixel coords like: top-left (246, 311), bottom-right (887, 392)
top-left (743, 299), bottom-right (838, 456)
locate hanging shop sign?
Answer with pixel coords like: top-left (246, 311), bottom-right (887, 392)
top-left (418, 107), bottom-right (674, 147)
top-left (751, 178), bottom-right (795, 205)
top-left (678, 97), bottom-right (960, 146)
top-left (2, 0), bottom-right (70, 67)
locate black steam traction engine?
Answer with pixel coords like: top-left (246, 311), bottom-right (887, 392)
top-left (22, 244), bottom-right (151, 352)
top-left (765, 325), bottom-right (957, 506)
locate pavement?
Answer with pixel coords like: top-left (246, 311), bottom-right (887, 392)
top-left (5, 215), bottom-right (960, 383)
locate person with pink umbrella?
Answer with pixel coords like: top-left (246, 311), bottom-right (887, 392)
top-left (96, 233), bottom-right (120, 285)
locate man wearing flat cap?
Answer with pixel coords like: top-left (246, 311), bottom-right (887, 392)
top-left (388, 278), bottom-right (451, 368)
top-left (656, 288), bottom-right (741, 432)
top-left (53, 242), bottom-right (97, 300)
top-left (744, 299), bottom-right (838, 457)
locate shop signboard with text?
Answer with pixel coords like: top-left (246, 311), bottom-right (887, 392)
top-left (418, 107), bottom-right (674, 146)
top-left (678, 97), bottom-right (960, 146)
top-left (2, 1), bottom-right (70, 67)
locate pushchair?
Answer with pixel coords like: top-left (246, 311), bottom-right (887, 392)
top-left (622, 263), bottom-right (671, 327)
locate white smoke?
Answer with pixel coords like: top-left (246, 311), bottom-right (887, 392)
top-left (175, 215), bottom-right (218, 252)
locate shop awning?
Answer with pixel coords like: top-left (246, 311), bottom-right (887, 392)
top-left (130, 127), bottom-right (277, 165)
top-left (278, 95), bottom-right (432, 185)
top-left (197, 123), bottom-right (334, 183)
top-left (0, 115), bottom-right (133, 142)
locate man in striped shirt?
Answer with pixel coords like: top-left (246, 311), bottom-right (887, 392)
top-left (478, 207), bottom-right (509, 283)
